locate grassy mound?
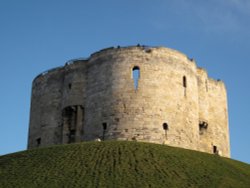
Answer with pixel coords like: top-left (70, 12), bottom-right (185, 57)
top-left (0, 141), bottom-right (250, 188)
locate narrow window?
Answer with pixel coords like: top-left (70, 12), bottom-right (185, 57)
top-left (183, 76), bottom-right (187, 96)
top-left (102, 122), bottom-right (107, 141)
top-left (213, 145), bottom-right (218, 154)
top-left (183, 76), bottom-right (187, 88)
top-left (102, 123), bottom-right (107, 130)
top-left (132, 66), bottom-right (140, 90)
top-left (36, 138), bottom-right (41, 147)
top-left (163, 123), bottom-right (168, 130)
top-left (163, 123), bottom-right (168, 140)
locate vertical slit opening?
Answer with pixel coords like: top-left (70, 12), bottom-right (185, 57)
top-left (213, 145), bottom-right (218, 154)
top-left (183, 76), bottom-right (187, 88)
top-left (102, 123), bottom-right (107, 141)
top-left (183, 76), bottom-right (187, 96)
top-left (163, 123), bottom-right (168, 140)
top-left (36, 138), bottom-right (41, 147)
top-left (132, 66), bottom-right (140, 90)
top-left (102, 123), bottom-right (107, 130)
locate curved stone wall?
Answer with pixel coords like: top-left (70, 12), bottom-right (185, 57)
top-left (28, 67), bottom-right (64, 148)
top-left (28, 46), bottom-right (230, 157)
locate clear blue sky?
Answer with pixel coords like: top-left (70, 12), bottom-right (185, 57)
top-left (0, 0), bottom-right (249, 164)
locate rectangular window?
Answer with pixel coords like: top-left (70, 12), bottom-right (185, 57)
top-left (36, 138), bottom-right (41, 147)
top-left (213, 146), bottom-right (218, 154)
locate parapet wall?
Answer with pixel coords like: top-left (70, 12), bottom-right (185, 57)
top-left (28, 46), bottom-right (230, 157)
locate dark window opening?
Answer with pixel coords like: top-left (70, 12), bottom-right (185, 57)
top-left (36, 138), bottom-right (41, 147)
top-left (68, 83), bottom-right (72, 89)
top-left (102, 122), bottom-right (107, 141)
top-left (163, 123), bottom-right (168, 140)
top-left (132, 66), bottom-right (140, 90)
top-left (183, 76), bottom-right (187, 97)
top-left (102, 123), bottom-right (107, 130)
top-left (163, 123), bottom-right (168, 130)
top-left (213, 145), bottom-right (218, 154)
top-left (183, 76), bottom-right (187, 88)
top-left (199, 121), bottom-right (208, 135)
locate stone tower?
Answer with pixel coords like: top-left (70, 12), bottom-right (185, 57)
top-left (28, 46), bottom-right (230, 157)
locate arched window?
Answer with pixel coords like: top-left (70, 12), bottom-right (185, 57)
top-left (132, 66), bottom-right (140, 90)
top-left (183, 76), bottom-right (187, 97)
top-left (183, 76), bottom-right (187, 88)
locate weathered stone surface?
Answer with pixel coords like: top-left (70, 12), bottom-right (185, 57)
top-left (28, 46), bottom-right (230, 157)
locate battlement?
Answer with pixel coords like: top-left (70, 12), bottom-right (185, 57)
top-left (28, 46), bottom-right (230, 157)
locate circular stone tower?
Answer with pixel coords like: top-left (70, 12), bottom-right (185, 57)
top-left (28, 46), bottom-right (230, 157)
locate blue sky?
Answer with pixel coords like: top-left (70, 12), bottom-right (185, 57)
top-left (0, 0), bottom-right (249, 164)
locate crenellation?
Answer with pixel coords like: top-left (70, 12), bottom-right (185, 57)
top-left (28, 45), bottom-right (230, 157)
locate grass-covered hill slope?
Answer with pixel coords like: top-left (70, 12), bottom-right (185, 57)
top-left (0, 141), bottom-right (250, 188)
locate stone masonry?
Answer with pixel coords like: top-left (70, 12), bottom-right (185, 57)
top-left (28, 46), bottom-right (230, 157)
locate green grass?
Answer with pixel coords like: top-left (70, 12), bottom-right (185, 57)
top-left (0, 141), bottom-right (250, 188)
